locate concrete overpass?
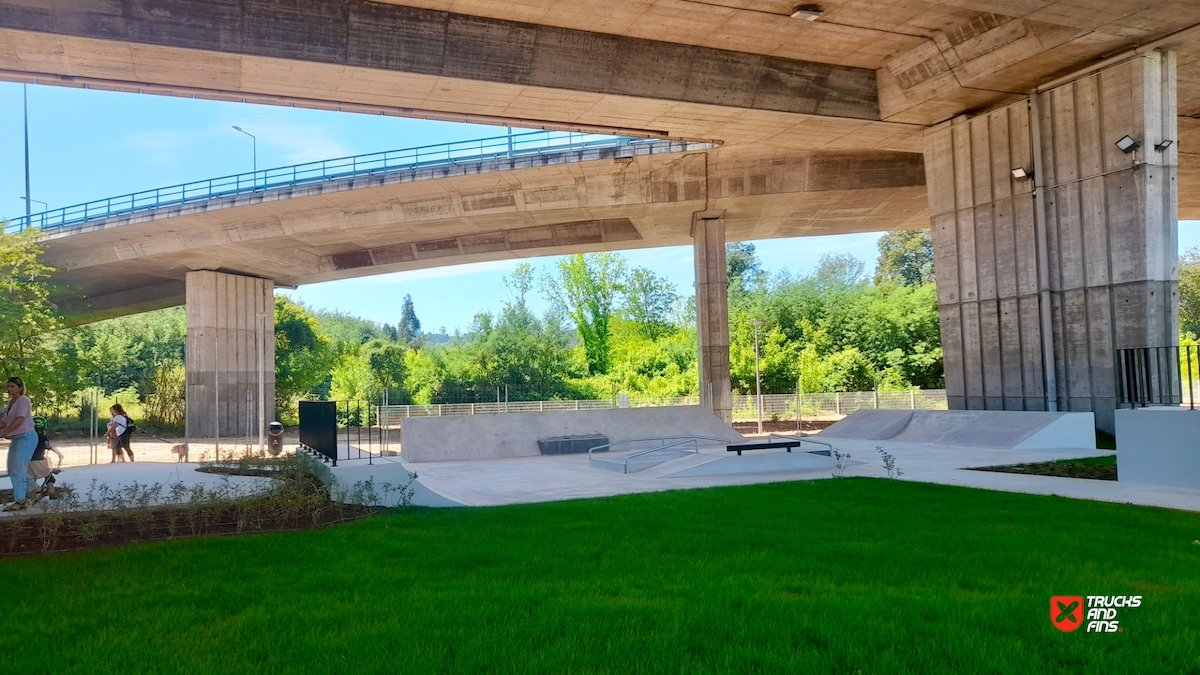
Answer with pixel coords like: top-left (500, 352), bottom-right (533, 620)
top-left (3, 0), bottom-right (1200, 432)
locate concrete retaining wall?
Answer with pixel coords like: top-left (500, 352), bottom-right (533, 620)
top-left (819, 409), bottom-right (1096, 450)
top-left (401, 406), bottom-right (743, 462)
top-left (1115, 408), bottom-right (1200, 489)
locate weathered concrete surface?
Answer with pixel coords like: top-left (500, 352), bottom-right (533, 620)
top-left (400, 406), bottom-right (743, 463)
top-left (819, 409), bottom-right (1096, 451)
top-left (42, 143), bottom-right (929, 321)
top-left (693, 215), bottom-right (731, 424)
top-left (1115, 407), bottom-right (1200, 490)
top-left (925, 53), bottom-right (1179, 432)
top-left (185, 271), bottom-right (275, 438)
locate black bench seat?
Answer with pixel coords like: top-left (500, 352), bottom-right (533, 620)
top-left (726, 440), bottom-right (808, 456)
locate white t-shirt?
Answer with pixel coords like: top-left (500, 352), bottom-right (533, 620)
top-left (112, 414), bottom-right (130, 436)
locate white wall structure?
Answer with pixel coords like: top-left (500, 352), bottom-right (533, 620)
top-left (1115, 408), bottom-right (1200, 490)
top-left (401, 406), bottom-right (743, 463)
top-left (924, 52), bottom-right (1179, 433)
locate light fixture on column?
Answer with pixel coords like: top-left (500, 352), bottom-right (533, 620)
top-left (1115, 135), bottom-right (1141, 153)
top-left (1011, 168), bottom-right (1031, 180)
top-left (1154, 139), bottom-right (1175, 151)
top-left (790, 4), bottom-right (823, 20)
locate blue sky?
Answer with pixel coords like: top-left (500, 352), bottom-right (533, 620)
top-left (3, 81), bottom-right (1197, 333)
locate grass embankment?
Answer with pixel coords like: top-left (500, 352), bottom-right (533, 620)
top-left (1, 478), bottom-right (1198, 673)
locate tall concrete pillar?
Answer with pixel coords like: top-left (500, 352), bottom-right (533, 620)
top-left (694, 214), bottom-right (732, 424)
top-left (186, 270), bottom-right (276, 439)
top-left (925, 51), bottom-right (1179, 433)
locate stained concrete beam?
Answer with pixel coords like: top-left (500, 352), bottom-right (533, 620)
top-left (0, 0), bottom-right (878, 121)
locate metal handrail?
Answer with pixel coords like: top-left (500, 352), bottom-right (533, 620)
top-left (587, 435), bottom-right (734, 473)
top-left (5, 131), bottom-right (709, 233)
top-left (586, 435), bottom-right (734, 459)
top-left (767, 433), bottom-right (834, 453)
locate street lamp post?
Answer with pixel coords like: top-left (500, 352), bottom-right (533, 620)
top-left (754, 320), bottom-right (765, 435)
top-left (24, 84), bottom-right (31, 218)
top-left (232, 126), bottom-right (257, 174)
top-left (18, 197), bottom-right (46, 211)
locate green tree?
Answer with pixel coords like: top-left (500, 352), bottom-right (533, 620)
top-left (366, 340), bottom-right (408, 401)
top-left (0, 228), bottom-right (74, 410)
top-left (541, 253), bottom-right (626, 375)
top-left (274, 296), bottom-right (337, 416)
top-left (876, 229), bottom-right (934, 286)
top-left (1181, 248), bottom-right (1200, 337)
top-left (726, 242), bottom-right (764, 294)
top-left (398, 294), bottom-right (422, 344)
top-left (622, 268), bottom-right (677, 338)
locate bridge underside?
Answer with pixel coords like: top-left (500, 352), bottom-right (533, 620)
top-left (42, 144), bottom-right (928, 322)
top-left (6, 0), bottom-right (1200, 431)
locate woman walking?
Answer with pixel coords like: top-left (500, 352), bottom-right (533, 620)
top-left (110, 404), bottom-right (135, 463)
top-left (1, 377), bottom-right (38, 511)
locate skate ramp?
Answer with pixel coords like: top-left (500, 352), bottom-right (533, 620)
top-left (819, 410), bottom-right (1095, 450)
top-left (401, 406), bottom-right (743, 462)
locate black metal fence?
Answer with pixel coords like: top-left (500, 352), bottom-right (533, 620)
top-left (299, 398), bottom-right (390, 466)
top-left (298, 400), bottom-right (338, 465)
top-left (1116, 346), bottom-right (1194, 409)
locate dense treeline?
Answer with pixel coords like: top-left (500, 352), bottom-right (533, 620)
top-left (1, 224), bottom-right (944, 427)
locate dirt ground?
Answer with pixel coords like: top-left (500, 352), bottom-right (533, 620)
top-left (732, 419), bottom-right (836, 436)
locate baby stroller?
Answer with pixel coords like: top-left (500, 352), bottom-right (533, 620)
top-left (27, 417), bottom-right (63, 502)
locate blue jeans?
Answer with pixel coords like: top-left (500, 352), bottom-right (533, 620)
top-left (6, 431), bottom-right (37, 501)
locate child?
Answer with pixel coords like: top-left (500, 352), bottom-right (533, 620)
top-left (28, 417), bottom-right (62, 500)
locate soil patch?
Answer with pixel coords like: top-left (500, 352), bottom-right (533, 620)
top-left (971, 455), bottom-right (1117, 481)
top-left (733, 420), bottom-right (835, 435)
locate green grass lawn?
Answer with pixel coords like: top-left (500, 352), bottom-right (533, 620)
top-left (2, 478), bottom-right (1199, 674)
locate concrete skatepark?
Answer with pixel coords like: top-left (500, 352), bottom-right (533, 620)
top-left (305, 406), bottom-right (1200, 512)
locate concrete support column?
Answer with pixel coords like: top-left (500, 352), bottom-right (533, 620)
top-left (925, 51), bottom-right (1179, 433)
top-left (185, 271), bottom-right (276, 439)
top-left (693, 215), bottom-right (732, 424)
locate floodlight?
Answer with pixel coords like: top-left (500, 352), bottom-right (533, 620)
top-left (1115, 135), bottom-right (1140, 153)
top-left (1011, 168), bottom-right (1030, 180)
top-left (1154, 140), bottom-right (1175, 151)
top-left (790, 4), bottom-right (823, 20)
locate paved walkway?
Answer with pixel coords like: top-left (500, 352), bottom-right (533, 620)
top-left (0, 461), bottom-right (273, 518)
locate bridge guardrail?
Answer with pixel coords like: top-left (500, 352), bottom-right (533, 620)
top-left (5, 130), bottom-right (713, 233)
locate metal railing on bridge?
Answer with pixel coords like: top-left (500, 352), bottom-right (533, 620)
top-left (5, 130), bottom-right (710, 233)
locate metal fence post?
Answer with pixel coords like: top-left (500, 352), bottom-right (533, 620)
top-left (835, 392), bottom-right (840, 416)
top-left (911, 390), bottom-right (916, 409)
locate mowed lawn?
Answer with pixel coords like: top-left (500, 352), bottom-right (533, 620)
top-left (2, 478), bottom-right (1199, 674)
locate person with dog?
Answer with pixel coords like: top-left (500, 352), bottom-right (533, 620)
top-left (109, 404), bottom-right (136, 463)
top-left (1, 376), bottom-right (38, 511)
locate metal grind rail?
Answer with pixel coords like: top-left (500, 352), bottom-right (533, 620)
top-left (6, 131), bottom-right (711, 233)
top-left (587, 435), bottom-right (734, 474)
top-left (766, 433), bottom-right (834, 454)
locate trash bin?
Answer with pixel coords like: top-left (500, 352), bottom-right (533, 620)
top-left (268, 421), bottom-right (285, 456)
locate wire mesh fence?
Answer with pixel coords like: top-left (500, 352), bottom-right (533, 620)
top-left (376, 389), bottom-right (948, 427)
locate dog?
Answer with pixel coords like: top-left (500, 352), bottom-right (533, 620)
top-left (170, 443), bottom-right (190, 463)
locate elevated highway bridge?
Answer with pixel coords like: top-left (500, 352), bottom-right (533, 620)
top-left (3, 0), bottom-right (1199, 432)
